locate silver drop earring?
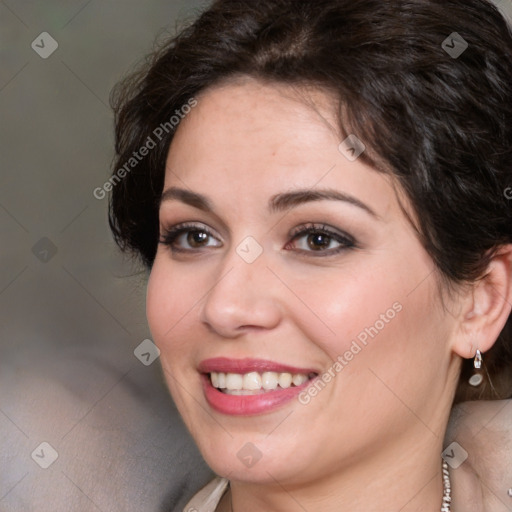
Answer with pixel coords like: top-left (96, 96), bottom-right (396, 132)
top-left (468, 349), bottom-right (483, 386)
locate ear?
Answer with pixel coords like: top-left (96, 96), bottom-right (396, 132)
top-left (451, 244), bottom-right (512, 360)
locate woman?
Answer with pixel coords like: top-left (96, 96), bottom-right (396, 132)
top-left (108, 0), bottom-right (512, 510)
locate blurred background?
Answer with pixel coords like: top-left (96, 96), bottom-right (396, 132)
top-left (1, 1), bottom-right (511, 511)
top-left (0, 1), bottom-right (215, 511)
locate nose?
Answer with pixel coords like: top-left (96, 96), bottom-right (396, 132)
top-left (200, 246), bottom-right (282, 338)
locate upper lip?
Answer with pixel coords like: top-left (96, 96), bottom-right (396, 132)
top-left (198, 357), bottom-right (318, 375)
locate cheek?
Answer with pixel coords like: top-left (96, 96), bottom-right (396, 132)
top-left (286, 272), bottom-right (445, 449)
top-left (146, 261), bottom-right (200, 409)
top-left (146, 265), bottom-right (170, 342)
top-left (146, 259), bottom-right (198, 354)
top-left (288, 256), bottom-right (443, 381)
top-left (285, 264), bottom-right (405, 359)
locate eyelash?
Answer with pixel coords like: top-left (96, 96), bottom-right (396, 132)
top-left (287, 223), bottom-right (356, 255)
top-left (158, 222), bottom-right (356, 256)
top-left (158, 222), bottom-right (219, 254)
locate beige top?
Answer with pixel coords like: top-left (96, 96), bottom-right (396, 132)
top-left (183, 477), bottom-right (229, 512)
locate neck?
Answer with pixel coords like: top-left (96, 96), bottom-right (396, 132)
top-left (227, 432), bottom-right (447, 512)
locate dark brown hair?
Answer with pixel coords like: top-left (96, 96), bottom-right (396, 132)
top-left (108, 0), bottom-right (512, 402)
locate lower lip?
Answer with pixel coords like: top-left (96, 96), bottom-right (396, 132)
top-left (201, 374), bottom-right (312, 416)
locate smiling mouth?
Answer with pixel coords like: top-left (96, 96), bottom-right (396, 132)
top-left (209, 371), bottom-right (318, 395)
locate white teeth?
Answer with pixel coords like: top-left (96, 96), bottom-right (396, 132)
top-left (225, 373), bottom-right (243, 390)
top-left (243, 372), bottom-right (262, 390)
top-left (209, 371), bottom-right (312, 392)
top-left (224, 389), bottom-right (265, 395)
top-left (292, 374), bottom-right (307, 386)
top-left (262, 372), bottom-right (278, 390)
top-left (278, 373), bottom-right (292, 389)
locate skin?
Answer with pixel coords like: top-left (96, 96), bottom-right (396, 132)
top-left (146, 77), bottom-right (512, 512)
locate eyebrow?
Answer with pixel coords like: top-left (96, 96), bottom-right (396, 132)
top-left (160, 187), bottom-right (213, 211)
top-left (269, 189), bottom-right (379, 218)
top-left (159, 187), bottom-right (379, 218)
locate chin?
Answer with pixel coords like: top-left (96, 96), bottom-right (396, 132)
top-left (191, 428), bottom-right (316, 485)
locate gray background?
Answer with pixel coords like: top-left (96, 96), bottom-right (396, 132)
top-left (0, 2), bottom-right (214, 511)
top-left (1, 1), bottom-right (511, 511)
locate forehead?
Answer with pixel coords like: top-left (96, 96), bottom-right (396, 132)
top-left (168, 80), bottom-right (338, 166)
top-left (163, 78), bottom-right (398, 220)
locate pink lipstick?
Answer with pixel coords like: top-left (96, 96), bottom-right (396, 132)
top-left (199, 358), bottom-right (318, 416)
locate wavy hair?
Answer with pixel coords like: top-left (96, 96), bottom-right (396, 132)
top-left (108, 0), bottom-right (512, 402)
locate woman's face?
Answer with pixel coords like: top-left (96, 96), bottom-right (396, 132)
top-left (146, 78), bottom-right (458, 484)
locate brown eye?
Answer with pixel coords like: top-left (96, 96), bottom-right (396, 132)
top-left (159, 223), bottom-right (222, 252)
top-left (187, 230), bottom-right (210, 247)
top-left (307, 233), bottom-right (332, 250)
top-left (286, 223), bottom-right (356, 256)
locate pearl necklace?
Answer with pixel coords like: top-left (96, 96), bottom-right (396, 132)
top-left (229, 459), bottom-right (452, 511)
top-left (441, 460), bottom-right (452, 511)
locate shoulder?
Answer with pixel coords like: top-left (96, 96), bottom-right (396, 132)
top-left (182, 477), bottom-right (230, 512)
top-left (446, 398), bottom-right (512, 462)
top-left (445, 399), bottom-right (512, 511)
